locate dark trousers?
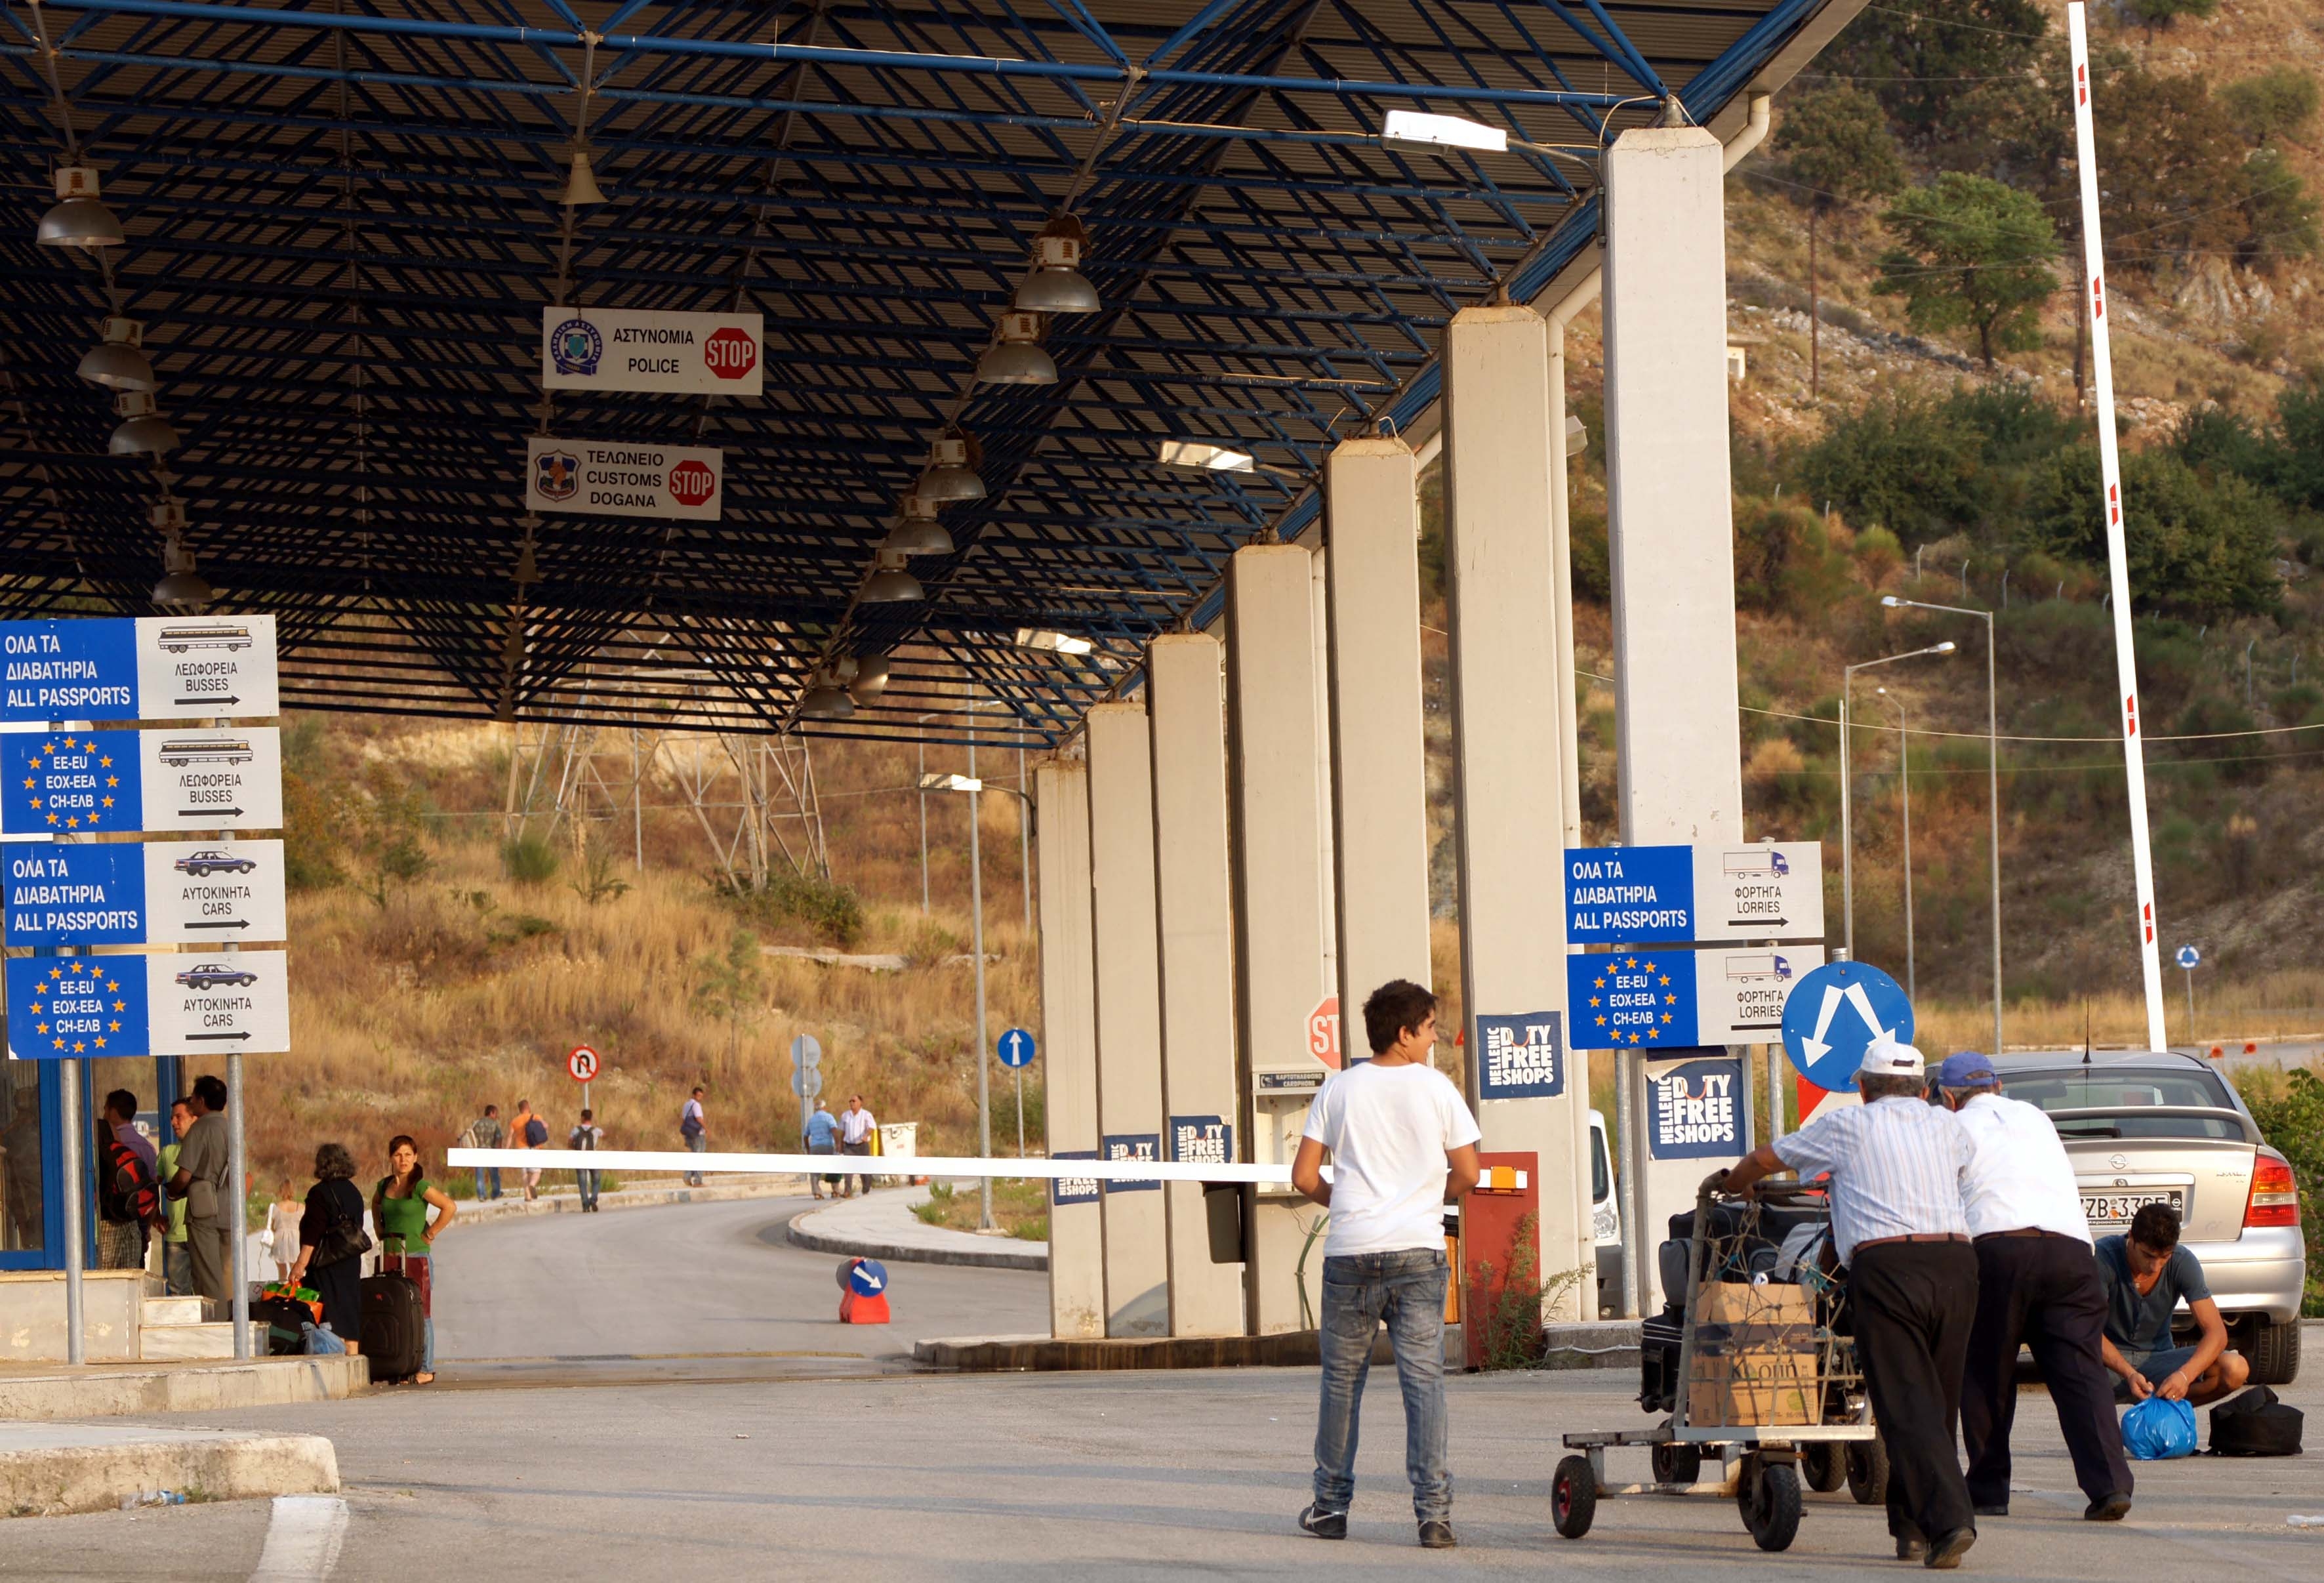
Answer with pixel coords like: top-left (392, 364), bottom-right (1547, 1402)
top-left (1961, 1233), bottom-right (2133, 1508)
top-left (1850, 1241), bottom-right (1978, 1544)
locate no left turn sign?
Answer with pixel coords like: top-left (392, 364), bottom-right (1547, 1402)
top-left (567, 1044), bottom-right (600, 1083)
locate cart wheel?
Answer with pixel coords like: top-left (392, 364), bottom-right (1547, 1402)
top-left (1740, 1461), bottom-right (1803, 1552)
top-left (1802, 1443), bottom-right (1845, 1493)
top-left (1551, 1454), bottom-right (1598, 1540)
top-left (1846, 1436), bottom-right (1889, 1508)
top-left (1651, 1441), bottom-right (1703, 1487)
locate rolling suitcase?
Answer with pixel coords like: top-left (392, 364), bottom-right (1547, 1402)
top-left (359, 1271), bottom-right (426, 1381)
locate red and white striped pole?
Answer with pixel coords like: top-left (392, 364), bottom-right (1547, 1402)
top-left (2069, 3), bottom-right (2169, 1052)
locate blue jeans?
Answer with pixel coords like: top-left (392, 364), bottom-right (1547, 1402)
top-left (1314, 1248), bottom-right (1452, 1522)
top-left (684, 1134), bottom-right (706, 1185)
top-left (476, 1167), bottom-right (501, 1201)
top-left (577, 1169), bottom-right (600, 1210)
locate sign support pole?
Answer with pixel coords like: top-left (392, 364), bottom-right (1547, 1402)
top-left (2069, 3), bottom-right (2169, 1051)
top-left (61, 1050), bottom-right (86, 1365)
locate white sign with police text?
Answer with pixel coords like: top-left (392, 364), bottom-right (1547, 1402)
top-left (541, 307), bottom-right (764, 396)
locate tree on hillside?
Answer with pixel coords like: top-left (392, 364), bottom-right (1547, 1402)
top-left (2125, 0), bottom-right (2218, 43)
top-left (2024, 446), bottom-right (2278, 617)
top-left (1778, 87), bottom-right (1906, 400)
top-left (692, 927), bottom-right (765, 1075)
top-left (1874, 173), bottom-right (2058, 368)
top-left (2221, 66), bottom-right (2319, 146)
top-left (2092, 70), bottom-right (2248, 276)
top-left (2238, 147), bottom-right (2321, 272)
top-left (1822, 0), bottom-right (2047, 155)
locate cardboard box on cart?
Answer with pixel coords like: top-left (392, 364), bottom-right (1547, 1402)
top-left (1686, 1283), bottom-right (1815, 1427)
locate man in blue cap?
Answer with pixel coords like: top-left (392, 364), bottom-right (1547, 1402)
top-left (1933, 1051), bottom-right (2132, 1524)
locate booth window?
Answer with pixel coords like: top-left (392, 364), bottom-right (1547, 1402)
top-left (0, 1065), bottom-right (43, 1254)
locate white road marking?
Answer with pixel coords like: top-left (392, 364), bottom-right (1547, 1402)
top-left (249, 1494), bottom-right (348, 1582)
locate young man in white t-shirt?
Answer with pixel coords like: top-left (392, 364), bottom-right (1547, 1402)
top-left (1291, 978), bottom-right (1481, 1549)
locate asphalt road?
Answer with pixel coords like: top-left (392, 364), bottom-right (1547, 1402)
top-left (14, 1361), bottom-right (2324, 1581)
top-left (428, 1191), bottom-right (1050, 1385)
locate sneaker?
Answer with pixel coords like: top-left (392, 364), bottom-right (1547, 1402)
top-left (2085, 1492), bottom-right (2132, 1522)
top-left (1924, 1528), bottom-right (1976, 1570)
top-left (1298, 1504), bottom-right (1347, 1540)
top-left (1974, 1503), bottom-right (2008, 1517)
top-left (1896, 1536), bottom-right (1926, 1561)
top-left (1417, 1520), bottom-right (1458, 1550)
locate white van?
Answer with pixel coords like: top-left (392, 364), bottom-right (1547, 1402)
top-left (1591, 1109), bottom-right (1621, 1318)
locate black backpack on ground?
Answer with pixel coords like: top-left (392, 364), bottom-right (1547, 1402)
top-left (2210, 1386), bottom-right (2303, 1456)
top-left (359, 1271), bottom-right (426, 1382)
top-left (251, 1294), bottom-right (315, 1357)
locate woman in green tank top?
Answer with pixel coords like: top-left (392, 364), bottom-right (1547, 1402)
top-left (374, 1134), bottom-right (457, 1384)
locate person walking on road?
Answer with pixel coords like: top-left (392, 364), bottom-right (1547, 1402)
top-left (1936, 1052), bottom-right (2134, 1523)
top-left (290, 1142), bottom-right (368, 1355)
top-left (157, 1097), bottom-right (194, 1294)
top-left (164, 1075), bottom-right (234, 1304)
top-left (570, 1109), bottom-right (603, 1211)
top-left (373, 1134), bottom-right (455, 1384)
top-left (511, 1099), bottom-right (548, 1200)
top-left (266, 1179), bottom-right (303, 1285)
top-left (460, 1103), bottom-right (505, 1201)
top-left (1290, 979), bottom-right (1480, 1550)
top-left (837, 1094), bottom-right (878, 1198)
top-left (1718, 1041), bottom-right (1980, 1570)
top-left (804, 1100), bottom-right (840, 1199)
top-left (680, 1086), bottom-right (709, 1185)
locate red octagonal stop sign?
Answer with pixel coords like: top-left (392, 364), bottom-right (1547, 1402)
top-left (1307, 995), bottom-right (1341, 1069)
top-left (704, 325), bottom-right (758, 379)
top-left (668, 459), bottom-right (716, 506)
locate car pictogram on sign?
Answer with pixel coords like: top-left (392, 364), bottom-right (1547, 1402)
top-left (176, 962), bottom-right (258, 989)
top-left (174, 849), bottom-right (257, 876)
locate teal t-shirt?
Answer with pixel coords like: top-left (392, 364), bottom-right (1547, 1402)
top-left (2094, 1234), bottom-right (2210, 1354)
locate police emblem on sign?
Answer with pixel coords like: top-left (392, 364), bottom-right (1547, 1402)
top-left (549, 316), bottom-right (601, 377)
top-left (534, 448), bottom-right (580, 501)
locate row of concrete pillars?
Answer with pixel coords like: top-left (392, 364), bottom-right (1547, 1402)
top-left (1032, 128), bottom-right (1747, 1340)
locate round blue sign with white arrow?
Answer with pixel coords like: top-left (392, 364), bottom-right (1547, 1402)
top-left (846, 1258), bottom-right (888, 1298)
top-left (997, 1028), bottom-right (1037, 1069)
top-left (1780, 960), bottom-right (1915, 1094)
top-left (2175, 944), bottom-right (2200, 971)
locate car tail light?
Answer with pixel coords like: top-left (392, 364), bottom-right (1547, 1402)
top-left (2244, 1149), bottom-right (2300, 1229)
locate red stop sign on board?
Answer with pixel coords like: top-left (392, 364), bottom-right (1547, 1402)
top-left (668, 459), bottom-right (716, 506)
top-left (1307, 996), bottom-right (1341, 1069)
top-left (703, 326), bottom-right (758, 379)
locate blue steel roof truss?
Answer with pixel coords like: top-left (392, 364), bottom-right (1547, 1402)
top-left (3, 0), bottom-right (1831, 748)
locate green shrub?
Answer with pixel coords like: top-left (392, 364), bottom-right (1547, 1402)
top-left (2241, 1068), bottom-right (2324, 1315)
top-left (2222, 66), bottom-right (2319, 144)
top-left (2238, 147), bottom-right (2320, 270)
top-left (719, 869), bottom-right (867, 947)
top-left (2021, 447), bottom-right (2281, 619)
top-left (1797, 390), bottom-right (1984, 548)
top-left (501, 834), bottom-right (560, 885)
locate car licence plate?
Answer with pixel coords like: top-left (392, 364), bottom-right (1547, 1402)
top-left (2081, 1189), bottom-right (2183, 1225)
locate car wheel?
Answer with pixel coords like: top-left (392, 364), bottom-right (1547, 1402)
top-left (2248, 1316), bottom-right (2301, 1386)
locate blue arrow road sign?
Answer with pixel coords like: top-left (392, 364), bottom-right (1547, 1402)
top-left (1780, 960), bottom-right (1915, 1093)
top-left (1567, 951), bottom-right (1700, 1050)
top-left (2175, 945), bottom-right (2200, 971)
top-left (997, 1027), bottom-right (1037, 1068)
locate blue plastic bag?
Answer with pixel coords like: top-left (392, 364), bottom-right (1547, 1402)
top-left (301, 1321), bottom-right (347, 1357)
top-left (2122, 1396), bottom-right (2198, 1460)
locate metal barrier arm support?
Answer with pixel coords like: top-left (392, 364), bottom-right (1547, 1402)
top-left (449, 1147), bottom-right (1297, 1185)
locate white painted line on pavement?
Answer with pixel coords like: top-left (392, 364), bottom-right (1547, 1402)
top-left (449, 1147), bottom-right (1299, 1185)
top-left (249, 1494), bottom-right (348, 1582)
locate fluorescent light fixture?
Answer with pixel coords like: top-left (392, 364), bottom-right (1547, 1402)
top-left (1381, 110), bottom-right (1509, 155)
top-left (1158, 440), bottom-right (1254, 473)
top-left (1014, 627), bottom-right (1095, 655)
top-left (918, 772), bottom-right (983, 794)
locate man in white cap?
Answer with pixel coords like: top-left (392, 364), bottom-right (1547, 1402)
top-left (1718, 1039), bottom-right (1980, 1570)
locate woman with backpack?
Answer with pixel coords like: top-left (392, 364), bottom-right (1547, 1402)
top-left (289, 1142), bottom-right (369, 1353)
top-left (373, 1134), bottom-right (456, 1385)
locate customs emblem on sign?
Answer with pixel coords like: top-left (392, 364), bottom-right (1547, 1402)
top-left (534, 449), bottom-right (580, 501)
top-left (549, 316), bottom-right (601, 376)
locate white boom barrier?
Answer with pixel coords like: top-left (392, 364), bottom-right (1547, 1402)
top-left (449, 1147), bottom-right (1297, 1185)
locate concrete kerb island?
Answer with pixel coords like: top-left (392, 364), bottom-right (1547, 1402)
top-left (0, 1420), bottom-right (338, 1520)
top-left (785, 1185), bottom-right (1047, 1272)
top-left (0, 1354), bottom-right (369, 1423)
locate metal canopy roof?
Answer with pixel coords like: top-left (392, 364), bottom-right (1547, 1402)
top-left (4, 0), bottom-right (1848, 747)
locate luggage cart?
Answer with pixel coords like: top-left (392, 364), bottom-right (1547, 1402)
top-left (1551, 1174), bottom-right (1887, 1552)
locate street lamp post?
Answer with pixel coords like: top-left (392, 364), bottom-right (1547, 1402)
top-left (1885, 595), bottom-right (2002, 1054)
top-left (1875, 686), bottom-right (1916, 1002)
top-left (1841, 642), bottom-right (1956, 960)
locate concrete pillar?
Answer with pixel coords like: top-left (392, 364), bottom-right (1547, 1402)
top-left (1604, 126), bottom-right (1747, 1313)
top-left (1034, 760), bottom-right (1103, 1339)
top-left (1145, 634), bottom-right (1246, 1337)
top-left (1324, 436), bottom-right (1433, 1021)
top-left (1086, 701), bottom-right (1170, 1336)
top-left (1440, 303), bottom-right (1593, 1322)
top-left (1227, 543), bottom-right (1335, 1334)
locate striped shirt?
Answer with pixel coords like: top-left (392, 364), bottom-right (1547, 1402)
top-left (1772, 1096), bottom-right (1973, 1261)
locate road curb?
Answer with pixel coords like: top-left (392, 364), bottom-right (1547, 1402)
top-left (785, 1208), bottom-right (1048, 1271)
top-left (0, 1355), bottom-right (369, 1424)
top-left (0, 1424), bottom-right (338, 1519)
top-left (439, 1177), bottom-right (810, 1231)
top-left (913, 1330), bottom-right (1389, 1371)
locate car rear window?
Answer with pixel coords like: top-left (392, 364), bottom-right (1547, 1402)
top-left (2006, 1068), bottom-right (2244, 1139)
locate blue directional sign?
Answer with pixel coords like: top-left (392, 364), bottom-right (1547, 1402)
top-left (3, 844), bottom-right (148, 945)
top-left (1567, 951), bottom-right (1700, 1050)
top-left (1, 620), bottom-right (137, 720)
top-left (846, 1258), bottom-right (888, 1298)
top-left (2175, 944), bottom-right (2201, 971)
top-left (2, 728), bottom-right (284, 836)
top-left (2, 616), bottom-right (279, 723)
top-left (997, 1027), bottom-right (1036, 1068)
top-left (1565, 845), bottom-right (1696, 944)
top-left (7, 955), bottom-right (152, 1058)
top-left (3, 731), bottom-right (142, 836)
top-left (1780, 960), bottom-right (1915, 1093)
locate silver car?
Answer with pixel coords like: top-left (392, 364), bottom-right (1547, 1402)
top-left (1993, 1051), bottom-right (2305, 1384)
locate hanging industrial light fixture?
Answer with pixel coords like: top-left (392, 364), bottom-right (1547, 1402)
top-left (883, 495), bottom-right (954, 557)
top-left (109, 390), bottom-right (179, 455)
top-left (917, 432), bottom-right (986, 503)
top-left (1013, 214), bottom-right (1099, 314)
top-left (797, 680), bottom-right (854, 720)
top-left (77, 316), bottom-right (157, 392)
top-left (846, 654), bottom-right (892, 706)
top-left (861, 550), bottom-right (926, 603)
top-left (975, 311), bottom-right (1057, 386)
top-left (151, 529), bottom-right (212, 607)
top-left (37, 167), bottom-right (125, 249)
top-left (556, 146), bottom-right (608, 207)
